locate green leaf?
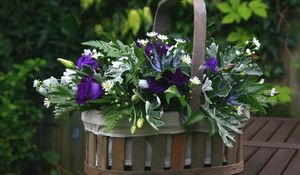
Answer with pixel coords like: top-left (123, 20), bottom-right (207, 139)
top-left (128, 9), bottom-right (142, 35)
top-left (184, 109), bottom-right (205, 125)
top-left (208, 75), bottom-right (232, 98)
top-left (217, 3), bottom-right (232, 13)
top-left (240, 95), bottom-right (266, 114)
top-left (143, 6), bottom-right (153, 30)
top-left (208, 117), bottom-right (217, 137)
top-left (238, 3), bottom-right (252, 20)
top-left (164, 85), bottom-right (187, 106)
top-left (249, 0), bottom-right (268, 18)
top-left (222, 13), bottom-right (237, 24)
top-left (230, 0), bottom-right (241, 8)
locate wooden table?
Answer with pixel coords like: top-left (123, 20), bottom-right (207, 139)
top-left (242, 117), bottom-right (300, 175)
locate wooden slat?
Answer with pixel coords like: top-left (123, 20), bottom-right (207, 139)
top-left (191, 133), bottom-right (206, 168)
top-left (237, 134), bottom-right (243, 162)
top-left (259, 149), bottom-right (295, 175)
top-left (244, 141), bottom-right (300, 150)
top-left (243, 119), bottom-right (267, 140)
top-left (111, 137), bottom-right (125, 171)
top-left (250, 120), bottom-right (282, 141)
top-left (132, 137), bottom-right (146, 171)
top-left (269, 120), bottom-right (297, 142)
top-left (212, 135), bottom-right (223, 166)
top-left (170, 133), bottom-right (186, 170)
top-left (88, 132), bottom-right (96, 166)
top-left (244, 147), bottom-right (276, 175)
top-left (286, 122), bottom-right (300, 144)
top-left (97, 136), bottom-right (107, 169)
top-left (283, 151), bottom-right (300, 175)
top-left (151, 135), bottom-right (167, 170)
top-left (85, 131), bottom-right (89, 164)
top-left (226, 135), bottom-right (237, 164)
top-left (243, 146), bottom-right (258, 161)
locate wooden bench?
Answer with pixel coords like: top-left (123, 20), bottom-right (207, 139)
top-left (242, 117), bottom-right (300, 175)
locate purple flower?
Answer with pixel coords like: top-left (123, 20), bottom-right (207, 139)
top-left (163, 68), bottom-right (189, 86)
top-left (145, 43), bottom-right (154, 57)
top-left (147, 77), bottom-right (167, 93)
top-left (147, 68), bottom-right (189, 94)
top-left (77, 54), bottom-right (100, 70)
top-left (205, 57), bottom-right (218, 74)
top-left (76, 76), bottom-right (103, 104)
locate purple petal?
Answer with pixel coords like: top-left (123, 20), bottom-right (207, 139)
top-left (76, 76), bottom-right (103, 104)
top-left (77, 54), bottom-right (100, 70)
top-left (147, 77), bottom-right (167, 93)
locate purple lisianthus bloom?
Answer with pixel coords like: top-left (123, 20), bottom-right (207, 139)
top-left (147, 77), bottom-right (167, 93)
top-left (145, 43), bottom-right (154, 57)
top-left (77, 54), bottom-right (100, 70)
top-left (76, 76), bottom-right (103, 104)
top-left (163, 68), bottom-right (189, 94)
top-left (147, 68), bottom-right (189, 94)
top-left (163, 68), bottom-right (189, 86)
top-left (205, 57), bottom-right (218, 74)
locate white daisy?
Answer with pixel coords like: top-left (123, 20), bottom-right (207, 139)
top-left (245, 41), bottom-right (249, 44)
top-left (270, 88), bottom-right (278, 96)
top-left (237, 106), bottom-right (244, 116)
top-left (174, 38), bottom-right (186, 43)
top-left (252, 37), bottom-right (261, 49)
top-left (235, 50), bottom-right (241, 55)
top-left (246, 49), bottom-right (252, 56)
top-left (91, 49), bottom-right (103, 59)
top-left (137, 39), bottom-right (149, 46)
top-left (181, 54), bottom-right (192, 65)
top-left (259, 79), bottom-right (265, 84)
top-left (190, 76), bottom-right (201, 85)
top-left (83, 49), bottom-right (92, 56)
top-left (44, 98), bottom-right (51, 108)
top-left (33, 79), bottom-right (41, 88)
top-left (146, 32), bottom-right (158, 37)
top-left (102, 80), bottom-right (114, 92)
top-left (157, 34), bottom-right (168, 41)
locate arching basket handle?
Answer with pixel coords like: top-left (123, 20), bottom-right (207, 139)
top-left (153, 0), bottom-right (207, 111)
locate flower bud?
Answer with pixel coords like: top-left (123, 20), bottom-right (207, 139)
top-left (224, 63), bottom-right (235, 70)
top-left (130, 125), bottom-right (137, 134)
top-left (137, 117), bottom-right (144, 128)
top-left (57, 58), bottom-right (76, 69)
top-left (131, 94), bottom-right (140, 103)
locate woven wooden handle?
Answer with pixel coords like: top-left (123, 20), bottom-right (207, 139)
top-left (153, 0), bottom-right (207, 111)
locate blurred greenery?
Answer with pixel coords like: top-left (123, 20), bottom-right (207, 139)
top-left (0, 0), bottom-right (299, 174)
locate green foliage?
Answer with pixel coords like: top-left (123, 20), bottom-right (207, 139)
top-left (0, 59), bottom-right (46, 174)
top-left (0, 0), bottom-right (298, 173)
top-left (217, 0), bottom-right (268, 24)
top-left (269, 85), bottom-right (293, 105)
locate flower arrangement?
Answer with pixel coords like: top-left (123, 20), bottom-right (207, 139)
top-left (34, 32), bottom-right (276, 147)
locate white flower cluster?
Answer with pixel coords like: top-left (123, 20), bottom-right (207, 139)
top-left (83, 49), bottom-right (103, 59)
top-left (34, 69), bottom-right (77, 108)
top-left (244, 37), bottom-right (261, 56)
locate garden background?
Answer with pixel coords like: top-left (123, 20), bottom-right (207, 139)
top-left (0, 0), bottom-right (299, 174)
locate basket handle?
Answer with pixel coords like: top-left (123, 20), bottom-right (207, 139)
top-left (153, 0), bottom-right (207, 111)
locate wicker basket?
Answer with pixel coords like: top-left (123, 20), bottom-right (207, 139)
top-left (83, 0), bottom-right (244, 174)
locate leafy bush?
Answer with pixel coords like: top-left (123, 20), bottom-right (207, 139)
top-left (0, 59), bottom-right (46, 174)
